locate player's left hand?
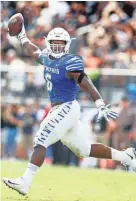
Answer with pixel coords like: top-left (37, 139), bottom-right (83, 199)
top-left (97, 104), bottom-right (119, 122)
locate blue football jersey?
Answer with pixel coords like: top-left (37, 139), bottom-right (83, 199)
top-left (38, 53), bottom-right (84, 103)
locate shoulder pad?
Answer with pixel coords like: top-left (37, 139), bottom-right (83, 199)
top-left (65, 54), bottom-right (84, 72)
top-left (65, 54), bottom-right (83, 64)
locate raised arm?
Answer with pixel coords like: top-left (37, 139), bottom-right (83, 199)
top-left (8, 14), bottom-right (41, 60)
top-left (21, 40), bottom-right (41, 60)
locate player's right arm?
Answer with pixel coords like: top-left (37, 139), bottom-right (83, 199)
top-left (22, 40), bottom-right (41, 61)
top-left (8, 15), bottom-right (41, 61)
top-left (18, 24), bottom-right (42, 61)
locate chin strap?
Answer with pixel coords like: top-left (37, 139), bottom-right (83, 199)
top-left (71, 38), bottom-right (76, 41)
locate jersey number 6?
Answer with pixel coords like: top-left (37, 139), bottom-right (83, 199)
top-left (45, 73), bottom-right (52, 91)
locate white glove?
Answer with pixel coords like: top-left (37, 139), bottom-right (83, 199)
top-left (95, 99), bottom-right (119, 122)
top-left (17, 23), bottom-right (29, 45)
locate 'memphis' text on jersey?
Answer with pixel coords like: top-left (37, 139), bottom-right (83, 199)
top-left (45, 66), bottom-right (59, 74)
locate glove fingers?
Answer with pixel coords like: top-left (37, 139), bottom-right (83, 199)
top-left (110, 111), bottom-right (119, 116)
top-left (97, 113), bottom-right (104, 122)
top-left (108, 112), bottom-right (119, 118)
top-left (106, 104), bottom-right (110, 109)
top-left (96, 115), bottom-right (101, 122)
top-left (104, 113), bottom-right (110, 122)
top-left (107, 114), bottom-right (117, 119)
top-left (96, 105), bottom-right (119, 122)
top-left (107, 113), bottom-right (118, 119)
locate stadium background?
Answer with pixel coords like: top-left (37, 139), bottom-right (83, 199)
top-left (1, 1), bottom-right (136, 170)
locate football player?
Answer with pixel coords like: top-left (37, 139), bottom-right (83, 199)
top-left (3, 15), bottom-right (136, 195)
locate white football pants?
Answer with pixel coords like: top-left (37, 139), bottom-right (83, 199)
top-left (34, 100), bottom-right (91, 157)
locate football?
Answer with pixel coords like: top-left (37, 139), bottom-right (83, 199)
top-left (8, 13), bottom-right (23, 36)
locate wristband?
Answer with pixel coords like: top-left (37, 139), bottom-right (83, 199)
top-left (20, 37), bottom-right (29, 45)
top-left (95, 99), bottom-right (105, 108)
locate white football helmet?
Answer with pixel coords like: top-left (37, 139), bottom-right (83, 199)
top-left (46, 28), bottom-right (71, 58)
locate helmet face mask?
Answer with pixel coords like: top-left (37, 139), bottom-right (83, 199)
top-left (46, 28), bottom-right (71, 58)
top-left (50, 40), bottom-right (66, 56)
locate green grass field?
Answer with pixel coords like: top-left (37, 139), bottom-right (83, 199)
top-left (1, 161), bottom-right (136, 201)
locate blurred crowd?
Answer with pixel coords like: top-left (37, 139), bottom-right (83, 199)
top-left (1, 96), bottom-right (136, 170)
top-left (1, 102), bottom-right (44, 159)
top-left (1, 1), bottom-right (136, 69)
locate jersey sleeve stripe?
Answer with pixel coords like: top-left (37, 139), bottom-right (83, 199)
top-left (66, 62), bottom-right (83, 69)
top-left (65, 57), bottom-right (83, 64)
top-left (66, 66), bottom-right (83, 70)
top-left (66, 67), bottom-right (83, 71)
top-left (67, 62), bottom-right (83, 66)
top-left (66, 66), bottom-right (83, 71)
top-left (69, 68), bottom-right (83, 72)
top-left (72, 59), bottom-right (83, 63)
top-left (69, 66), bottom-right (83, 69)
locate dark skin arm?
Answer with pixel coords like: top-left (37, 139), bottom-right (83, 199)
top-left (67, 72), bottom-right (102, 102)
top-left (22, 41), bottom-right (41, 60)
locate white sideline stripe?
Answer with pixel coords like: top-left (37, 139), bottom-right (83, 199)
top-left (85, 68), bottom-right (136, 76)
top-left (1, 65), bottom-right (136, 76)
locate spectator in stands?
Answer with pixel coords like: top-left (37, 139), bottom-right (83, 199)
top-left (6, 49), bottom-right (26, 75)
top-left (129, 103), bottom-right (136, 150)
top-left (4, 104), bottom-right (21, 159)
top-left (115, 96), bottom-right (136, 150)
top-left (130, 123), bottom-right (136, 150)
top-left (104, 104), bottom-right (120, 169)
top-left (91, 114), bottom-right (107, 168)
top-left (24, 72), bottom-right (36, 97)
top-left (21, 104), bottom-right (36, 159)
top-left (32, 102), bottom-right (45, 126)
top-left (1, 104), bottom-right (7, 158)
top-left (91, 114), bottom-right (108, 145)
top-left (6, 49), bottom-right (26, 95)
